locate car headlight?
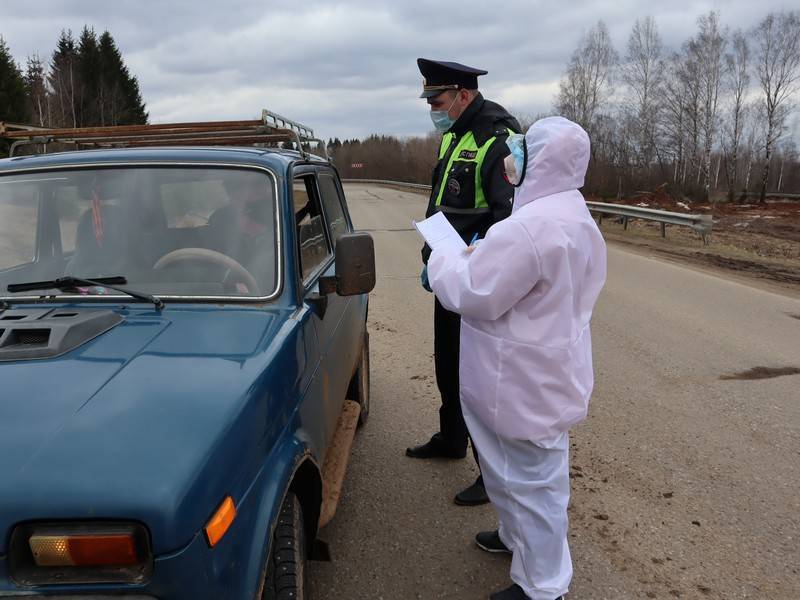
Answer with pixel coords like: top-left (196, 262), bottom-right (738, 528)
top-left (9, 522), bottom-right (153, 585)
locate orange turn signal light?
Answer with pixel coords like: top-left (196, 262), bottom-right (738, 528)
top-left (205, 496), bottom-right (237, 547)
top-left (29, 533), bottom-right (139, 567)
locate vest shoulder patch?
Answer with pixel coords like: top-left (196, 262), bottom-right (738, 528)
top-left (458, 149), bottom-right (478, 160)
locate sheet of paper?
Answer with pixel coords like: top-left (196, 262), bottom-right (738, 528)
top-left (412, 212), bottom-right (467, 252)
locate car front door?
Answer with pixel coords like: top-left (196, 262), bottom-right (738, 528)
top-left (316, 167), bottom-right (363, 391)
top-left (291, 170), bottom-right (348, 456)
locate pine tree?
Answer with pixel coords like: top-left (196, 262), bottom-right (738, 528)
top-left (0, 37), bottom-right (27, 154)
top-left (0, 37), bottom-right (26, 122)
top-left (118, 69), bottom-right (147, 125)
top-left (49, 30), bottom-right (79, 127)
top-left (24, 54), bottom-right (48, 127)
top-left (97, 31), bottom-right (147, 125)
top-left (77, 26), bottom-right (101, 126)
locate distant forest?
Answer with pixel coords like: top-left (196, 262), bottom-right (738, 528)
top-left (0, 27), bottom-right (147, 152)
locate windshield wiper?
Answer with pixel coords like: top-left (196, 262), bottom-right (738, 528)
top-left (7, 276), bottom-right (164, 311)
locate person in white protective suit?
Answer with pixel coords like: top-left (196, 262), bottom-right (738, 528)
top-left (427, 116), bottom-right (607, 600)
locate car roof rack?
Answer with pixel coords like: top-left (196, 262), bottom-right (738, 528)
top-left (0, 109), bottom-right (328, 161)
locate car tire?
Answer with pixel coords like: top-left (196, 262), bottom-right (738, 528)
top-left (352, 332), bottom-right (370, 426)
top-left (262, 492), bottom-right (308, 600)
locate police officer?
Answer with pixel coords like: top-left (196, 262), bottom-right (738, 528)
top-left (406, 58), bottom-right (520, 506)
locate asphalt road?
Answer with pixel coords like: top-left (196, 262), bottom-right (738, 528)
top-left (309, 184), bottom-right (800, 600)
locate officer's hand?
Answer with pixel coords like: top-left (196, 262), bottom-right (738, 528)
top-left (420, 265), bottom-right (432, 293)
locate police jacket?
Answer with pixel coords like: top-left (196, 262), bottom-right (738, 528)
top-left (422, 93), bottom-right (520, 263)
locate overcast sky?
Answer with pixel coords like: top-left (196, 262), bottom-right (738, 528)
top-left (1, 0), bottom-right (797, 140)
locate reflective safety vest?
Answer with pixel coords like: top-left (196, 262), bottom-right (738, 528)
top-left (433, 128), bottom-right (514, 212)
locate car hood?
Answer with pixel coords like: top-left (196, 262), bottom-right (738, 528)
top-left (0, 305), bottom-right (294, 555)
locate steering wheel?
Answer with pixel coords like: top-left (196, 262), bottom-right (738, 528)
top-left (153, 248), bottom-right (260, 295)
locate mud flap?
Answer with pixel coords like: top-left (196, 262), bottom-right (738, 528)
top-left (318, 399), bottom-right (361, 529)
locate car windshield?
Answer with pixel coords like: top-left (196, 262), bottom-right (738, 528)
top-left (0, 166), bottom-right (279, 300)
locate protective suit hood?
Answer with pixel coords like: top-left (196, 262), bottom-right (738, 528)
top-left (514, 117), bottom-right (590, 210)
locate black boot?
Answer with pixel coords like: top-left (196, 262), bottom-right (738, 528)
top-left (406, 433), bottom-right (467, 459)
top-left (454, 475), bottom-right (489, 506)
top-left (475, 529), bottom-right (511, 554)
top-left (489, 584), bottom-right (561, 599)
top-left (489, 584), bottom-right (530, 599)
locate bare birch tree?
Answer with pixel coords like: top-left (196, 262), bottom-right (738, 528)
top-left (622, 16), bottom-right (664, 168)
top-left (660, 48), bottom-right (703, 194)
top-left (721, 30), bottom-right (750, 201)
top-left (752, 11), bottom-right (800, 202)
top-left (689, 12), bottom-right (727, 202)
top-left (556, 21), bottom-right (618, 138)
top-left (660, 54), bottom-right (688, 185)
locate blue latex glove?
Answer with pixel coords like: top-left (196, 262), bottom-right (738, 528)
top-left (420, 265), bottom-right (432, 293)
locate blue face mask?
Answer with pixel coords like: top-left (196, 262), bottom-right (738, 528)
top-left (504, 133), bottom-right (527, 186)
top-left (429, 94), bottom-right (459, 132)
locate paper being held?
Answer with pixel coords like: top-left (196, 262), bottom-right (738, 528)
top-left (412, 212), bottom-right (467, 252)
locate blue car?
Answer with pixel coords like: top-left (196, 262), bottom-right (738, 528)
top-left (0, 127), bottom-right (375, 599)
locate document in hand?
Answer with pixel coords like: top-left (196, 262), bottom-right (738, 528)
top-left (412, 212), bottom-right (467, 252)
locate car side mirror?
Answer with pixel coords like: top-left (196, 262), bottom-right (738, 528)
top-left (319, 232), bottom-right (376, 297)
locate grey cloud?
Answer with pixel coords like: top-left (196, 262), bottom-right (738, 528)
top-left (1, 0), bottom-right (797, 139)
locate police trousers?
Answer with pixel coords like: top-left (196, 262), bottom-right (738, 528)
top-left (434, 298), bottom-right (478, 465)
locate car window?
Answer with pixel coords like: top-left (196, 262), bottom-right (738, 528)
top-left (56, 186), bottom-right (90, 254)
top-left (161, 179), bottom-right (228, 228)
top-left (0, 180), bottom-right (38, 269)
top-left (318, 173), bottom-right (350, 248)
top-left (293, 175), bottom-right (332, 282)
top-left (0, 167), bottom-right (279, 299)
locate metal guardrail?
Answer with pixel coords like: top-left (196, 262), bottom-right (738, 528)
top-left (587, 202), bottom-right (713, 245)
top-left (342, 178), bottom-right (433, 191)
top-left (342, 178), bottom-right (713, 245)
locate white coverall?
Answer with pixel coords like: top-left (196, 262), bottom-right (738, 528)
top-left (427, 117), bottom-right (607, 599)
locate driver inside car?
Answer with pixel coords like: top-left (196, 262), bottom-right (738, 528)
top-left (205, 172), bottom-right (275, 293)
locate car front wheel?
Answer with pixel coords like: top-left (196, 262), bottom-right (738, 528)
top-left (262, 492), bottom-right (308, 600)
